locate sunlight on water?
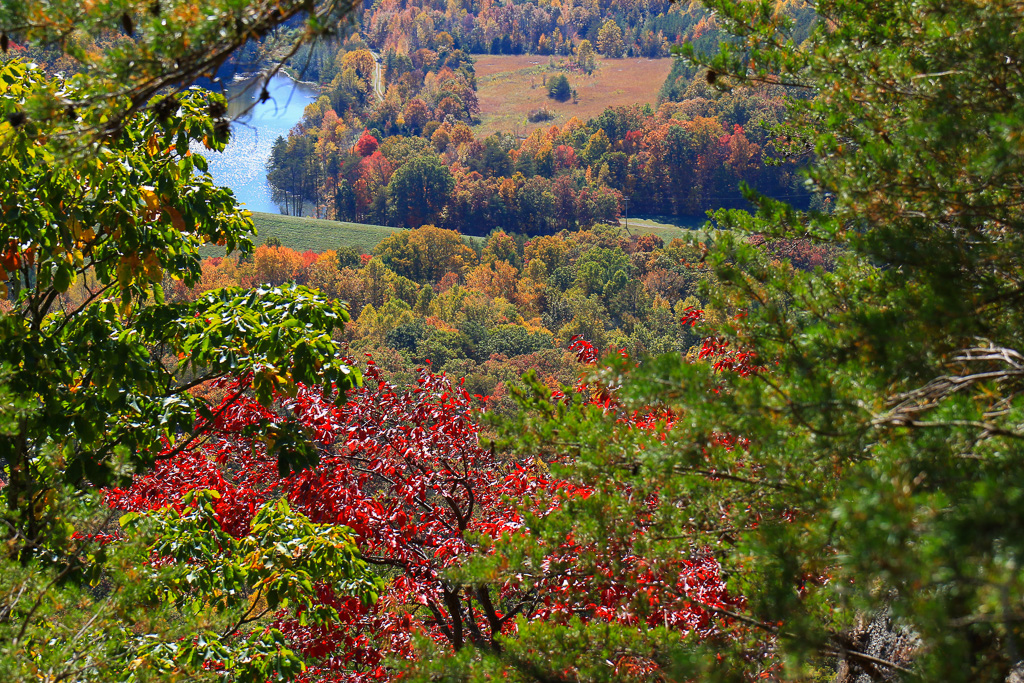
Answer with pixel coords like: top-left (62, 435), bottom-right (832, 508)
top-left (192, 74), bottom-right (319, 215)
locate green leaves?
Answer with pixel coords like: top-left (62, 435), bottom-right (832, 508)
top-left (0, 7), bottom-right (377, 683)
top-left (0, 61), bottom-right (360, 493)
top-left (657, 0), bottom-right (1024, 679)
top-left (132, 491), bottom-right (382, 612)
top-left (117, 491), bottom-right (382, 681)
top-left (0, 0), bottom-right (357, 151)
top-left (0, 62), bottom-right (365, 683)
top-left (144, 284), bottom-right (359, 404)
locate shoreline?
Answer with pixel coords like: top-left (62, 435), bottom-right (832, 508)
top-left (229, 67), bottom-right (321, 90)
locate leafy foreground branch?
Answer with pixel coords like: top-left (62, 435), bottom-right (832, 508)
top-left (0, 59), bottom-right (378, 681)
top-left (0, 0), bottom-right (361, 148)
top-left (0, 486), bottom-right (380, 682)
top-left (579, 0), bottom-right (1024, 680)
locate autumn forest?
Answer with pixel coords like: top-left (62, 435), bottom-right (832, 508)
top-left (3, 1), bottom-right (1024, 682)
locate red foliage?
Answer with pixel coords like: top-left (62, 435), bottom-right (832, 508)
top-left (355, 130), bottom-right (380, 157)
top-left (434, 271), bottom-right (459, 293)
top-left (552, 144), bottom-right (578, 171)
top-left (622, 129), bottom-right (644, 154)
top-left (682, 307), bottom-right (766, 378)
top-left (105, 356), bottom-right (736, 680)
top-left (629, 233), bottom-right (665, 254)
top-left (354, 151), bottom-right (393, 212)
top-left (568, 327), bottom-right (757, 469)
top-left (299, 250), bottom-right (320, 269)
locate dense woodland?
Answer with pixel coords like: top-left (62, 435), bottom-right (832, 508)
top-left (160, 225), bottom-right (832, 405)
top-left (4, 0), bottom-right (1024, 682)
top-left (268, 73), bottom-right (803, 229)
top-left (262, 0), bottom-right (811, 229)
top-left (357, 0), bottom-right (814, 59)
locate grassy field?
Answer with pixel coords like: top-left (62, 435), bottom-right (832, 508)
top-left (199, 213), bottom-right (399, 257)
top-left (199, 212), bottom-right (708, 258)
top-left (473, 55), bottom-right (674, 137)
top-left (621, 215), bottom-right (710, 241)
top-left (199, 213), bottom-right (485, 257)
top-left (249, 213), bottom-right (400, 253)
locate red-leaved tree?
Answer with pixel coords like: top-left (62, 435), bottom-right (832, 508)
top-left (106, 352), bottom-right (738, 680)
top-left (355, 130), bottom-right (379, 158)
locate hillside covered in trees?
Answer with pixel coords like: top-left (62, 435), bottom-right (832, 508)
top-left (268, 71), bottom-right (804, 229)
top-left (256, 0), bottom-right (815, 231)
top-left (361, 0), bottom-right (814, 59)
top-left (165, 224), bottom-right (834, 405)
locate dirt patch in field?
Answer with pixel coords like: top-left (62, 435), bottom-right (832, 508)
top-left (472, 55), bottom-right (674, 137)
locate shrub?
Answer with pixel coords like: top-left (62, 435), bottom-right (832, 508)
top-left (547, 74), bottom-right (571, 102)
top-left (528, 107), bottom-right (554, 123)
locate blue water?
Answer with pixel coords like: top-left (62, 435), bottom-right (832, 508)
top-left (193, 73), bottom-right (319, 214)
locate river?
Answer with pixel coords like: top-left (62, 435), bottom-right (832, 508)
top-left (194, 73), bottom-right (320, 215)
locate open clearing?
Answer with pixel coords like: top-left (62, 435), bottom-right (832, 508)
top-left (473, 55), bottom-right (674, 137)
top-left (622, 215), bottom-right (710, 241)
top-left (200, 213), bottom-right (401, 257)
top-left (245, 213), bottom-right (705, 256)
top-left (200, 213), bottom-right (484, 256)
top-left (250, 213), bottom-right (400, 253)
top-left (201, 212), bottom-right (708, 258)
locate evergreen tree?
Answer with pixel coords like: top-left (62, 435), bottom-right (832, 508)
top-left (400, 1), bottom-right (1024, 681)
top-left (384, 156), bottom-right (455, 229)
top-left (546, 73), bottom-right (572, 102)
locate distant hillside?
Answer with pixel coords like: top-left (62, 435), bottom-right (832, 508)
top-left (363, 0), bottom-right (715, 58)
top-left (362, 0), bottom-right (814, 61)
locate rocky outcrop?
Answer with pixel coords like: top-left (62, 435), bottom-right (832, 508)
top-left (834, 606), bottom-right (918, 683)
